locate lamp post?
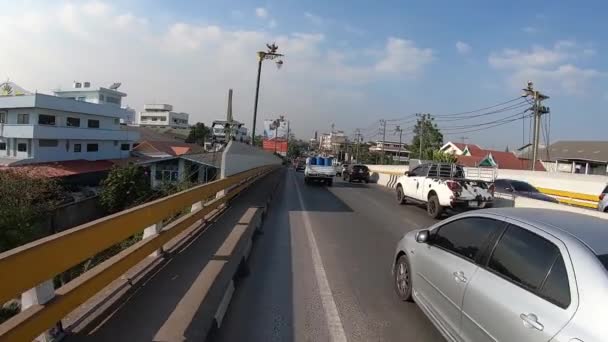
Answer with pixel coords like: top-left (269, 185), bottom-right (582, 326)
top-left (251, 43), bottom-right (284, 144)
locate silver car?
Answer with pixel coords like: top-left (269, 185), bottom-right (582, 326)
top-left (597, 185), bottom-right (608, 212)
top-left (392, 208), bottom-right (608, 342)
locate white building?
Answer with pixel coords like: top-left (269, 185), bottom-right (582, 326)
top-left (0, 82), bottom-right (139, 166)
top-left (369, 140), bottom-right (410, 161)
top-left (319, 131), bottom-right (346, 152)
top-left (53, 81), bottom-right (126, 107)
top-left (212, 120), bottom-right (248, 143)
top-left (137, 104), bottom-right (189, 129)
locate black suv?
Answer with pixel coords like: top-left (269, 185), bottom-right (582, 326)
top-left (343, 164), bottom-right (370, 183)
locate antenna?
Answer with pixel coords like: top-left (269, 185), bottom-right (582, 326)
top-left (109, 82), bottom-right (121, 90)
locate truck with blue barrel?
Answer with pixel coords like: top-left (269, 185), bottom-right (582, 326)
top-left (304, 156), bottom-right (336, 186)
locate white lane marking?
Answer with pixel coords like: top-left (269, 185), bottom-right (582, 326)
top-left (292, 172), bottom-right (348, 342)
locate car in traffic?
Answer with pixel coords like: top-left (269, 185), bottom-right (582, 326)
top-left (342, 164), bottom-right (370, 183)
top-left (304, 156), bottom-right (336, 186)
top-left (395, 163), bottom-right (494, 218)
top-left (598, 185), bottom-right (608, 212)
top-left (493, 178), bottom-right (559, 204)
top-left (336, 163), bottom-right (348, 177)
top-left (295, 160), bottom-right (306, 172)
top-left (392, 208), bottom-right (608, 342)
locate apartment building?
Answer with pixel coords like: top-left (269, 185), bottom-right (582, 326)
top-left (0, 82), bottom-right (139, 166)
top-left (137, 104), bottom-right (189, 129)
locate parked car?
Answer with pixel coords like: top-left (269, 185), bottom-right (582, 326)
top-left (343, 164), bottom-right (370, 183)
top-left (598, 185), bottom-right (608, 212)
top-left (493, 179), bottom-right (559, 204)
top-left (336, 163), bottom-right (348, 177)
top-left (393, 208), bottom-right (608, 342)
top-left (395, 163), bottom-right (494, 218)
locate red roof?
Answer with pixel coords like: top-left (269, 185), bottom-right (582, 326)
top-left (0, 157), bottom-right (154, 178)
top-left (452, 142), bottom-right (484, 156)
top-left (132, 141), bottom-right (203, 156)
top-left (456, 150), bottom-right (546, 171)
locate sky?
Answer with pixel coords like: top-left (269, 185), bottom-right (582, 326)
top-left (1, 0), bottom-right (607, 150)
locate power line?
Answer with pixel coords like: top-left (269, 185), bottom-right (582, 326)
top-left (443, 113), bottom-right (533, 135)
top-left (439, 110), bottom-right (531, 131)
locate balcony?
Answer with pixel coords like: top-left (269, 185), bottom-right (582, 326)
top-left (0, 124), bottom-right (139, 141)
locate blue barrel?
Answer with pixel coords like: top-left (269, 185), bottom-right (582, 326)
top-left (316, 156), bottom-right (324, 165)
top-left (325, 157), bottom-right (333, 166)
top-left (308, 157), bottom-right (316, 165)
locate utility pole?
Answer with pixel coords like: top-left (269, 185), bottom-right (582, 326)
top-left (523, 81), bottom-right (550, 171)
top-left (380, 119), bottom-right (387, 164)
top-left (355, 128), bottom-right (361, 162)
top-left (395, 125), bottom-right (403, 165)
top-left (416, 113), bottom-right (424, 160)
top-left (286, 120), bottom-right (290, 157)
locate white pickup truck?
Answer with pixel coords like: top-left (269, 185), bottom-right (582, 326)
top-left (304, 157), bottom-right (336, 186)
top-left (395, 163), bottom-right (494, 218)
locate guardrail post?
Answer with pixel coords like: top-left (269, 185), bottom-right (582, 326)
top-left (143, 222), bottom-right (164, 257)
top-left (21, 280), bottom-right (57, 342)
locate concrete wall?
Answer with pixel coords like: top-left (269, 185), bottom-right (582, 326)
top-left (221, 141), bottom-right (281, 178)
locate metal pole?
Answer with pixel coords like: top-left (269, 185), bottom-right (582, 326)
top-left (286, 120), bottom-right (290, 157)
top-left (252, 57), bottom-right (263, 144)
top-left (419, 114), bottom-right (424, 160)
top-left (274, 125), bottom-right (278, 154)
top-left (531, 91), bottom-right (540, 171)
top-left (380, 120), bottom-right (386, 164)
top-left (398, 129), bottom-right (402, 164)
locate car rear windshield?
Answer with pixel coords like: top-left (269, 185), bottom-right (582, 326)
top-left (598, 254), bottom-right (608, 271)
top-left (353, 165), bottom-right (368, 171)
top-left (511, 181), bottom-right (538, 193)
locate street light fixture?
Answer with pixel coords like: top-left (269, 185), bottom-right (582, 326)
top-left (251, 43), bottom-right (284, 144)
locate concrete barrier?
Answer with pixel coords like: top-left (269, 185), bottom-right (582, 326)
top-left (221, 141), bottom-right (282, 178)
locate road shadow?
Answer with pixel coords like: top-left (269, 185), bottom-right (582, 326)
top-left (333, 181), bottom-right (369, 188)
top-left (291, 173), bottom-right (353, 212)
top-left (64, 170), bottom-right (284, 342)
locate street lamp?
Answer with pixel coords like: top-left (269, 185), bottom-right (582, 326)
top-left (251, 43), bottom-right (284, 144)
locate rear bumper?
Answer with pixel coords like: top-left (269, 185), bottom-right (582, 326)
top-left (451, 198), bottom-right (493, 209)
top-left (348, 174), bottom-right (370, 181)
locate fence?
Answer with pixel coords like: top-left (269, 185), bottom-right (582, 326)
top-left (0, 165), bottom-right (277, 341)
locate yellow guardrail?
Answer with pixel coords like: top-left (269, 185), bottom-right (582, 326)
top-left (0, 165), bottom-right (277, 342)
top-left (536, 187), bottom-right (599, 209)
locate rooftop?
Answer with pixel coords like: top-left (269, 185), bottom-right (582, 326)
top-left (0, 93), bottom-right (131, 118)
top-left (485, 208), bottom-right (608, 255)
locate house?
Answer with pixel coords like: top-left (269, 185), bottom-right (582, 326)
top-left (131, 140), bottom-right (205, 158)
top-left (523, 141), bottom-right (608, 175)
top-left (440, 141), bottom-right (545, 171)
top-left (137, 104), bottom-right (189, 129)
top-left (0, 81), bottom-right (139, 166)
top-left (369, 141), bottom-right (410, 162)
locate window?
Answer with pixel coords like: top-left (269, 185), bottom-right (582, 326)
top-left (540, 256), bottom-right (571, 308)
top-left (433, 217), bottom-right (504, 261)
top-left (88, 119), bottom-right (100, 128)
top-left (75, 82), bottom-right (82, 88)
top-left (106, 96), bottom-right (120, 104)
top-left (99, 94), bottom-right (105, 101)
top-left (38, 114), bottom-right (56, 125)
top-left (113, 118), bottom-right (120, 125)
top-left (74, 144), bottom-right (82, 152)
top-left (488, 225), bottom-right (559, 291)
top-left (409, 166), bottom-right (422, 176)
top-left (113, 140), bottom-right (118, 146)
top-left (84, 82), bottom-right (90, 88)
top-left (0, 112), bottom-right (5, 123)
top-left (160, 116), bottom-right (167, 121)
top-left (67, 117), bottom-right (81, 127)
top-left (493, 179), bottom-right (511, 192)
top-left (17, 114), bottom-right (29, 124)
top-left (121, 143), bottom-right (130, 151)
top-left (39, 139), bottom-right (58, 147)
top-left (17, 143), bottom-right (27, 152)
top-left (0, 142), bottom-right (6, 150)
top-left (77, 96), bottom-right (86, 101)
top-left (86, 143), bottom-right (99, 152)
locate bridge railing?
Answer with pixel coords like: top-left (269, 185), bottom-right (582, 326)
top-left (0, 165), bottom-right (277, 341)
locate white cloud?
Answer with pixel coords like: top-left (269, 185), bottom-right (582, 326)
top-left (268, 19), bottom-right (277, 29)
top-left (375, 38), bottom-right (434, 75)
top-left (455, 41), bottom-right (471, 54)
top-left (522, 26), bottom-right (539, 34)
top-left (0, 1), bottom-right (433, 137)
top-left (489, 41), bottom-right (602, 95)
top-left (304, 12), bottom-right (324, 26)
top-left (255, 7), bottom-right (268, 19)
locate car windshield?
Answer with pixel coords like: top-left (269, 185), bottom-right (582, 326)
top-left (353, 165), bottom-right (368, 171)
top-left (511, 181), bottom-right (538, 193)
top-left (598, 254), bottom-right (608, 271)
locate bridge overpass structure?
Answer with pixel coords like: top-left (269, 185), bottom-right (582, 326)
top-left (2, 152), bottom-right (608, 341)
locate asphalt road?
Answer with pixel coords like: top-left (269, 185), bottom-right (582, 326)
top-left (210, 169), bottom-right (445, 342)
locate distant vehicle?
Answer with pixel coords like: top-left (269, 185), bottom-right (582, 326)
top-left (304, 157), bottom-right (336, 186)
top-left (343, 164), bottom-right (370, 183)
top-left (393, 208), bottom-right (608, 342)
top-left (395, 163), bottom-right (494, 218)
top-left (493, 179), bottom-right (559, 204)
top-left (598, 185), bottom-right (608, 212)
top-left (295, 160), bottom-right (306, 172)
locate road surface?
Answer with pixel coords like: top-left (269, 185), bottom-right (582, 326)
top-left (210, 169), bottom-right (444, 342)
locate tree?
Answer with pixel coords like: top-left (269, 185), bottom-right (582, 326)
top-left (429, 150), bottom-right (458, 163)
top-left (185, 122), bottom-right (210, 145)
top-left (287, 139), bottom-right (306, 159)
top-left (411, 113), bottom-right (444, 160)
top-left (253, 135), bottom-right (263, 147)
top-left (99, 165), bottom-right (151, 213)
top-left (0, 170), bottom-right (63, 253)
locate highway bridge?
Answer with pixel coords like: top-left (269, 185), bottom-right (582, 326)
top-left (0, 163), bottom-right (446, 341)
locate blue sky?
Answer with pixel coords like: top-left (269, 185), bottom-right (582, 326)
top-left (1, 0), bottom-right (607, 149)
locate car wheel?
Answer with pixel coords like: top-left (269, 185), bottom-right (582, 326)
top-left (394, 254), bottom-right (413, 301)
top-left (396, 185), bottom-right (406, 204)
top-left (327, 180), bottom-right (333, 187)
top-left (427, 194), bottom-right (444, 219)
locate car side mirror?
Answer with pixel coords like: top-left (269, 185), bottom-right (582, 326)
top-left (415, 230), bottom-right (430, 243)
top-left (505, 187), bottom-right (514, 193)
top-left (404, 171), bottom-right (409, 176)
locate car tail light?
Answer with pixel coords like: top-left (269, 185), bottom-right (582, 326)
top-left (489, 183), bottom-right (496, 196)
top-left (447, 180), bottom-right (462, 193)
top-left (601, 193), bottom-right (605, 201)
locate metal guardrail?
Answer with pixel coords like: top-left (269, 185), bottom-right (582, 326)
top-left (0, 165), bottom-right (277, 341)
top-left (536, 187), bottom-right (599, 209)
